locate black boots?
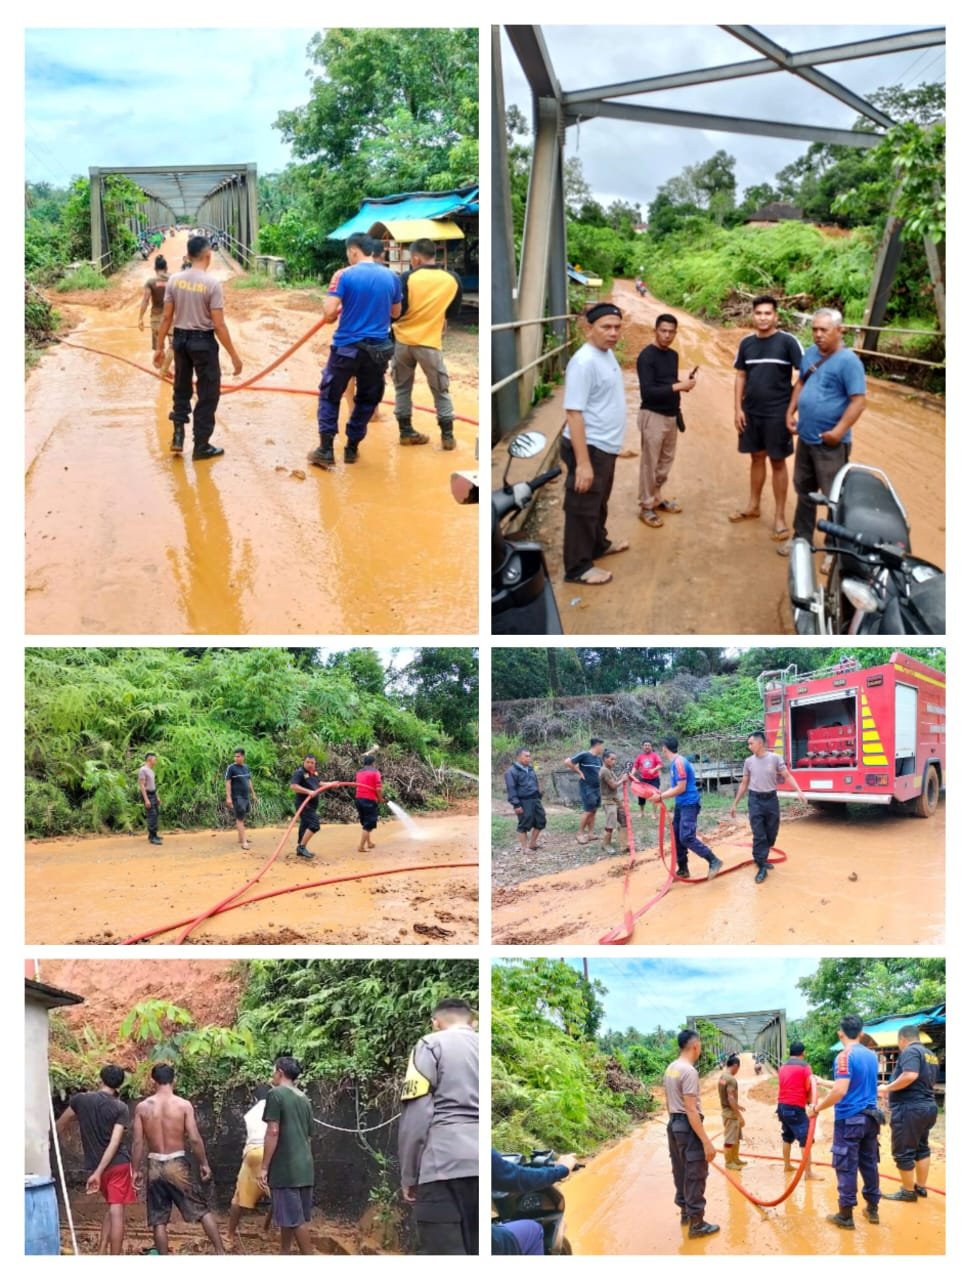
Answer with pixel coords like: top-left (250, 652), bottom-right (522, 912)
top-left (755, 865), bottom-right (768, 883)
top-left (344, 441), bottom-right (359, 464)
top-left (687, 1218), bottom-right (720, 1238)
top-left (308, 439), bottom-right (336, 469)
top-left (192, 445), bottom-right (224, 460)
top-left (827, 1209), bottom-right (855, 1230)
top-left (885, 1188), bottom-right (918, 1202)
top-left (439, 418), bottom-right (456, 450)
top-left (170, 424), bottom-right (185, 453)
top-left (707, 856), bottom-right (724, 879)
top-left (397, 416), bottom-right (429, 446)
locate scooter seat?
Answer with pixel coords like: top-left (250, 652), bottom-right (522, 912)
top-left (835, 469), bottom-right (910, 551)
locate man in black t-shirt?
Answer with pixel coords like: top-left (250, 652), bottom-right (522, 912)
top-left (564, 737), bottom-right (606, 844)
top-left (289, 754), bottom-right (325, 860)
top-left (878, 1025), bottom-right (940, 1201)
top-left (730, 296), bottom-right (803, 540)
top-left (636, 314), bottom-right (696, 528)
top-left (224, 748), bottom-right (257, 851)
top-left (55, 1064), bottom-right (137, 1254)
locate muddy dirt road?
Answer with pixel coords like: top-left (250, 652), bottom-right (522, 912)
top-left (26, 810), bottom-right (478, 944)
top-left (522, 281), bottom-right (944, 635)
top-left (492, 804), bottom-right (943, 945)
top-left (26, 233), bottom-right (477, 634)
top-left (562, 1054), bottom-right (944, 1255)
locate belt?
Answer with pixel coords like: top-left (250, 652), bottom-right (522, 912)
top-left (750, 790), bottom-right (778, 796)
top-left (148, 1150), bottom-right (186, 1161)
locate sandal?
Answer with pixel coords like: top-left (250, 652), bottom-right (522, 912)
top-left (656, 499), bottom-right (682, 514)
top-left (597, 540), bottom-right (630, 558)
top-left (728, 509), bottom-right (760, 523)
top-left (576, 835), bottom-right (590, 845)
top-left (639, 509), bottom-right (664, 529)
top-left (769, 527), bottom-right (791, 542)
top-left (566, 566), bottom-right (612, 585)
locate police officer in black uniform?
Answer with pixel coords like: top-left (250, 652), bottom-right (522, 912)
top-left (663, 1029), bottom-right (719, 1238)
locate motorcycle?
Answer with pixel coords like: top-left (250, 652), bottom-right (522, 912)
top-left (492, 430), bottom-right (564, 634)
top-left (788, 462), bottom-right (945, 635)
top-left (493, 1150), bottom-right (583, 1255)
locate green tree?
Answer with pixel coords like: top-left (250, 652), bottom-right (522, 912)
top-left (324, 649), bottom-right (387, 696)
top-left (396, 648), bottom-right (479, 753)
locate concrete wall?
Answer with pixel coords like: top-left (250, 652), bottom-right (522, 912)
top-left (25, 1001), bottom-right (52, 1178)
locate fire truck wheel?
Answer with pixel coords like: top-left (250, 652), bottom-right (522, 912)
top-left (914, 767), bottom-right (940, 819)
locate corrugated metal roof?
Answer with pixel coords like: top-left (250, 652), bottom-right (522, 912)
top-left (329, 186), bottom-right (479, 239)
top-left (369, 218), bottom-right (465, 242)
top-left (828, 1006), bottom-right (945, 1051)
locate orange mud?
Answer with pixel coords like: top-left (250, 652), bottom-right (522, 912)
top-left (491, 804), bottom-right (943, 945)
top-left (520, 281), bottom-right (944, 635)
top-left (26, 810), bottom-right (478, 944)
top-left (562, 1053), bottom-right (944, 1255)
top-left (26, 232), bottom-right (477, 634)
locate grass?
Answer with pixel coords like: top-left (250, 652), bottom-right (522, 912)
top-left (229, 272), bottom-right (276, 289)
top-left (54, 264), bottom-right (109, 292)
top-left (491, 790), bottom-right (736, 848)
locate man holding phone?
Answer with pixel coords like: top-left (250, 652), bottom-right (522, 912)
top-left (636, 314), bottom-right (696, 528)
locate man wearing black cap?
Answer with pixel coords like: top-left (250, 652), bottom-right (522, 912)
top-left (560, 304), bottom-right (630, 586)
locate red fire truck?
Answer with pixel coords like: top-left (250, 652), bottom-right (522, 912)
top-left (758, 652), bottom-right (945, 816)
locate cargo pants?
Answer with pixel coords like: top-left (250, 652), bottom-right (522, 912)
top-left (667, 1115), bottom-right (708, 1218)
top-left (832, 1113), bottom-right (881, 1210)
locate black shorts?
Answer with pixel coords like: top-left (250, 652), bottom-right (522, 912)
top-left (890, 1102), bottom-right (938, 1169)
top-left (297, 807), bottom-right (321, 833)
top-left (231, 795), bottom-right (250, 820)
top-left (738, 410), bottom-right (794, 460)
top-left (146, 1156), bottom-right (210, 1226)
top-left (580, 782), bottom-right (601, 813)
top-left (355, 798), bottom-right (379, 832)
top-left (516, 796), bottom-right (547, 833)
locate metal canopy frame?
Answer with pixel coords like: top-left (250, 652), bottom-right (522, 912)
top-left (89, 163), bottom-right (259, 268)
top-left (492, 23), bottom-right (946, 435)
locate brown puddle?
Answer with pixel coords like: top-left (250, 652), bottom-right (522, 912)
top-left (492, 804), bottom-right (944, 945)
top-left (26, 233), bottom-right (478, 634)
top-left (528, 281), bottom-right (944, 635)
top-left (561, 1053), bottom-right (944, 1255)
top-left (26, 810), bottom-right (478, 944)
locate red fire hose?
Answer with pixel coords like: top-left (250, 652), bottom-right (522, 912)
top-left (599, 778), bottom-right (788, 945)
top-left (121, 788), bottom-right (478, 945)
top-left (709, 1077), bottom-right (818, 1208)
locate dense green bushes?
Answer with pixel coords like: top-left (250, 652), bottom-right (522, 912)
top-left (25, 648), bottom-right (476, 836)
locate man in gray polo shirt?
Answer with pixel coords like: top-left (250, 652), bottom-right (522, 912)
top-left (730, 730), bottom-right (806, 883)
top-left (560, 303), bottom-right (631, 586)
top-left (664, 1028), bottom-right (719, 1238)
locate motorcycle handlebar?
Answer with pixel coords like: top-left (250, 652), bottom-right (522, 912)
top-left (529, 466), bottom-right (563, 491)
top-left (817, 518), bottom-right (905, 562)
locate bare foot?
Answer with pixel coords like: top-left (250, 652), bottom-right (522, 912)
top-left (804, 1172), bottom-right (823, 1180)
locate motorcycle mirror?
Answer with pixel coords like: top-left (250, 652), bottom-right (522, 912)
top-left (508, 430), bottom-right (547, 460)
top-left (450, 471), bottom-right (479, 505)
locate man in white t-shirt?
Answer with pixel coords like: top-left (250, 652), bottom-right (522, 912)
top-left (560, 303), bottom-right (630, 585)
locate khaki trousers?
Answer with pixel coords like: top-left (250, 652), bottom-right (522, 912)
top-left (638, 409), bottom-right (679, 509)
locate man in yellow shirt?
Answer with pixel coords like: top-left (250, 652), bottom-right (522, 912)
top-left (391, 238), bottom-right (463, 451)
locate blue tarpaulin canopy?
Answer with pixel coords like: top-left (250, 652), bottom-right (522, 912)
top-left (829, 1005), bottom-right (945, 1051)
top-left (329, 185), bottom-right (479, 240)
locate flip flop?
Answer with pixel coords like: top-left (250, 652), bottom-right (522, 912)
top-left (567, 567), bottom-right (612, 585)
top-left (656, 499), bottom-right (682, 514)
top-left (597, 540), bottom-right (630, 558)
top-left (639, 510), bottom-right (663, 528)
top-left (728, 509), bottom-right (761, 522)
top-left (769, 527), bottom-right (791, 542)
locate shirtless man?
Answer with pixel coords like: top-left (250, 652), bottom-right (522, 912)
top-left (131, 1063), bottom-right (225, 1254)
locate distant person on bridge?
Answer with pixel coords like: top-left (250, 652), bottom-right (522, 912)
top-left (651, 736), bottom-right (723, 880)
top-left (310, 233), bottom-right (401, 470)
top-left (354, 753), bottom-right (383, 853)
top-left (730, 730), bottom-right (806, 883)
top-left (560, 303), bottom-right (631, 586)
top-left (664, 1028), bottom-right (720, 1238)
top-left (564, 736), bottom-right (605, 844)
top-left (138, 752), bottom-right (162, 846)
top-left (718, 1054), bottom-right (746, 1170)
top-left (224, 748), bottom-right (257, 851)
top-left (636, 314), bottom-right (696, 528)
top-left (808, 1013), bottom-right (882, 1230)
top-left (131, 1063), bottom-right (225, 1254)
top-left (154, 234), bottom-right (243, 460)
top-left (777, 1041), bottom-right (820, 1179)
top-left (504, 746), bottom-right (547, 854)
top-left (138, 255), bottom-right (173, 376)
top-left (55, 1064), bottom-right (138, 1254)
top-left (729, 295), bottom-right (803, 540)
top-left (779, 307), bottom-right (867, 557)
top-left (878, 1024), bottom-right (940, 1202)
top-left (392, 237), bottom-right (463, 451)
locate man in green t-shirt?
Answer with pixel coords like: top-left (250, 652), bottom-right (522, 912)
top-left (258, 1056), bottom-right (315, 1254)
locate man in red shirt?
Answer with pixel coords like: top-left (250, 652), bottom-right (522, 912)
top-left (355, 753), bottom-right (383, 852)
top-left (776, 1041), bottom-right (819, 1178)
top-left (632, 740), bottom-right (663, 813)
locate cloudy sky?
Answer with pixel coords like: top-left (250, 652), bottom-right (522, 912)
top-left (560, 957), bottom-right (819, 1032)
top-left (500, 24), bottom-right (945, 207)
top-left (25, 28), bottom-right (318, 185)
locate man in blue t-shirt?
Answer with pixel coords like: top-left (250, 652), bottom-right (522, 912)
top-left (650, 735), bottom-right (723, 880)
top-left (564, 737), bottom-right (605, 844)
top-left (808, 1012), bottom-right (881, 1230)
top-left (780, 308), bottom-right (866, 555)
top-left (310, 233), bottom-right (402, 470)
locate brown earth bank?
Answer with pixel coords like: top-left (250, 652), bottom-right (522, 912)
top-left (27, 810), bottom-right (478, 944)
top-left (26, 231), bottom-right (477, 635)
top-left (558, 1053), bottom-right (944, 1255)
top-left (491, 803), bottom-right (943, 946)
top-left (513, 280), bottom-right (944, 636)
